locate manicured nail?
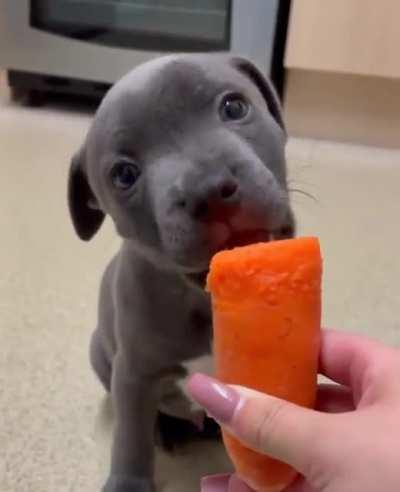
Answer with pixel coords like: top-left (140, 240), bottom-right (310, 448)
top-left (187, 373), bottom-right (240, 424)
top-left (201, 474), bottom-right (230, 491)
top-left (228, 474), bottom-right (253, 491)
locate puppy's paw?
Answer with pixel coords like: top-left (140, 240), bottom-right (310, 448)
top-left (156, 411), bottom-right (221, 453)
top-left (103, 475), bottom-right (155, 492)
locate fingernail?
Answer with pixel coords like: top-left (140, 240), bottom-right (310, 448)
top-left (201, 474), bottom-right (230, 491)
top-left (228, 474), bottom-right (253, 491)
top-left (187, 373), bottom-right (240, 424)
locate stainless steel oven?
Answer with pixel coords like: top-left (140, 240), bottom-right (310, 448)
top-left (0, 0), bottom-right (291, 100)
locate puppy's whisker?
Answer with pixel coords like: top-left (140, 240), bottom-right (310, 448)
top-left (288, 187), bottom-right (318, 203)
top-left (287, 177), bottom-right (313, 186)
top-left (287, 178), bottom-right (317, 190)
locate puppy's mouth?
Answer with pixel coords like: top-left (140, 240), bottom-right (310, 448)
top-left (185, 229), bottom-right (279, 288)
top-left (222, 229), bottom-right (273, 250)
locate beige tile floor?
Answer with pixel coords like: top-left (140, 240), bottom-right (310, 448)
top-left (0, 84), bottom-right (399, 492)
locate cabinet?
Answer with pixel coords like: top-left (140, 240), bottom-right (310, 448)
top-left (283, 0), bottom-right (400, 148)
top-left (285, 0), bottom-right (400, 79)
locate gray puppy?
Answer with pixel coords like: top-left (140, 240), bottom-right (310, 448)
top-left (68, 54), bottom-right (294, 492)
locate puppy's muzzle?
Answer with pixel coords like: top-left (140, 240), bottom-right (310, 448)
top-left (175, 173), bottom-right (240, 222)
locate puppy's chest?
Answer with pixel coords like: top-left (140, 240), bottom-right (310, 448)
top-left (188, 305), bottom-right (212, 336)
top-left (179, 305), bottom-right (213, 359)
top-left (157, 285), bottom-right (213, 357)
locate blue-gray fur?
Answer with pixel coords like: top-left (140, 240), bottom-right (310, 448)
top-left (68, 54), bottom-right (294, 492)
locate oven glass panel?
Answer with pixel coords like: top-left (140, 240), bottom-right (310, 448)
top-left (31, 0), bottom-right (231, 51)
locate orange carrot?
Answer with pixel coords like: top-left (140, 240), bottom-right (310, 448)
top-left (207, 237), bottom-right (322, 492)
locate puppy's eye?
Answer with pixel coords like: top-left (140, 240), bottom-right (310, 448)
top-left (111, 161), bottom-right (140, 190)
top-left (219, 93), bottom-right (249, 121)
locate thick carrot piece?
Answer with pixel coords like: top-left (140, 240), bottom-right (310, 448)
top-left (207, 237), bottom-right (322, 492)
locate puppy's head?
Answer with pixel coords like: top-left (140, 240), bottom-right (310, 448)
top-left (68, 54), bottom-right (295, 280)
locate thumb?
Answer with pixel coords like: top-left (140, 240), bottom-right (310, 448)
top-left (187, 374), bottom-right (333, 475)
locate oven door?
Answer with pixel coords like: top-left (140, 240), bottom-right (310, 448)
top-left (0, 0), bottom-right (285, 88)
top-left (31, 0), bottom-right (231, 52)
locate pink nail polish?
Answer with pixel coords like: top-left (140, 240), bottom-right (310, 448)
top-left (201, 474), bottom-right (230, 491)
top-left (187, 373), bottom-right (240, 424)
top-left (228, 474), bottom-right (253, 491)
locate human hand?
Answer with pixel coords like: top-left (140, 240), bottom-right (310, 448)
top-left (187, 329), bottom-right (400, 492)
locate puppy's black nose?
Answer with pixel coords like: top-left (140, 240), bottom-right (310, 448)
top-left (178, 176), bottom-right (240, 220)
top-left (219, 181), bottom-right (238, 200)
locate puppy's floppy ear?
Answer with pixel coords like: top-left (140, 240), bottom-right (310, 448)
top-left (68, 147), bottom-right (105, 241)
top-left (230, 56), bottom-right (285, 132)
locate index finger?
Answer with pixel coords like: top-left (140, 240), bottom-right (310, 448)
top-left (319, 329), bottom-right (395, 395)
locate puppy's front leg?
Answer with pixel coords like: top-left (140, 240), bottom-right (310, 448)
top-left (104, 353), bottom-right (158, 492)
